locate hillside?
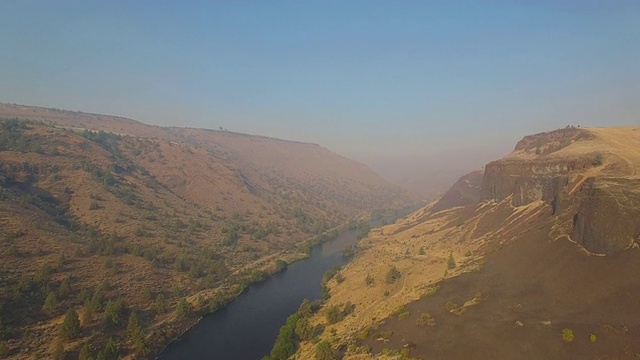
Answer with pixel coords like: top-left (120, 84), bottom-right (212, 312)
top-left (0, 104), bottom-right (416, 359)
top-left (291, 126), bottom-right (640, 360)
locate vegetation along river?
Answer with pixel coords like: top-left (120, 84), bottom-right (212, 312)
top-left (158, 221), bottom-right (379, 360)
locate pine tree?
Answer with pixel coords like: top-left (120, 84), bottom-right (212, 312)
top-left (174, 298), bottom-right (191, 320)
top-left (103, 337), bottom-right (118, 360)
top-left (81, 299), bottom-right (94, 326)
top-left (42, 292), bottom-right (58, 316)
top-left (103, 299), bottom-right (125, 328)
top-left (78, 343), bottom-right (92, 360)
top-left (58, 277), bottom-right (72, 300)
top-left (126, 311), bottom-right (142, 340)
top-left (60, 308), bottom-right (81, 340)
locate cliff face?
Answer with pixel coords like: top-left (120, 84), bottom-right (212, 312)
top-left (481, 128), bottom-right (594, 207)
top-left (572, 178), bottom-right (640, 254)
top-left (478, 127), bottom-right (640, 255)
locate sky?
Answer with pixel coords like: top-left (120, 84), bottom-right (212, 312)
top-left (1, 1), bottom-right (639, 184)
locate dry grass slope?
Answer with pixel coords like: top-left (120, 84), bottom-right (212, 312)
top-left (292, 126), bottom-right (640, 360)
top-left (0, 106), bottom-right (417, 360)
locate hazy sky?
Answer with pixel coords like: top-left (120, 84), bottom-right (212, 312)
top-left (1, 1), bottom-right (639, 164)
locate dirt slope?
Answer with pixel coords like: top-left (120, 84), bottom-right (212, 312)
top-left (293, 126), bottom-right (640, 360)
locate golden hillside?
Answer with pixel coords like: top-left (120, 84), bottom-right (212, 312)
top-left (292, 126), bottom-right (640, 360)
top-left (0, 106), bottom-right (416, 359)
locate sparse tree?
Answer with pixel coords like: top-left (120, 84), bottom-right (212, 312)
top-left (447, 253), bottom-right (456, 269)
top-left (127, 311), bottom-right (142, 340)
top-left (78, 343), bottom-right (92, 360)
top-left (58, 277), bottom-right (72, 300)
top-left (365, 274), bottom-right (374, 286)
top-left (81, 299), bottom-right (94, 326)
top-left (297, 298), bottom-right (313, 318)
top-left (325, 305), bottom-right (342, 324)
top-left (295, 318), bottom-right (313, 341)
top-left (385, 266), bottom-right (401, 284)
top-left (103, 337), bottom-right (118, 360)
top-left (103, 299), bottom-right (125, 328)
top-left (43, 292), bottom-right (58, 315)
top-left (315, 340), bottom-right (337, 360)
top-left (60, 308), bottom-right (81, 340)
top-left (174, 298), bottom-right (191, 320)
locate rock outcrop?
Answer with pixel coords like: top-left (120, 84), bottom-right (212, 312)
top-left (471, 127), bottom-right (639, 255)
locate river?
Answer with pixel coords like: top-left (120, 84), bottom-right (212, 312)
top-left (157, 225), bottom-right (367, 360)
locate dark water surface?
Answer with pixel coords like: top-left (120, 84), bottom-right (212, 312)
top-left (157, 227), bottom-right (362, 360)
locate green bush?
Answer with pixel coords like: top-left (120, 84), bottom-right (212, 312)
top-left (592, 154), bottom-right (604, 166)
top-left (315, 340), bottom-right (337, 360)
top-left (175, 298), bottom-right (192, 320)
top-left (385, 266), bottom-right (401, 284)
top-left (562, 328), bottom-right (574, 342)
top-left (447, 253), bottom-right (456, 269)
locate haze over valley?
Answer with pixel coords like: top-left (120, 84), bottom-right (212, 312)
top-left (0, 2), bottom-right (639, 360)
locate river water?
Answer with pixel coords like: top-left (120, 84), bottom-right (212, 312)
top-left (157, 227), bottom-right (363, 360)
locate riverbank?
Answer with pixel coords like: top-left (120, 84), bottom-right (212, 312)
top-left (151, 216), bottom-right (369, 358)
top-left (151, 204), bottom-right (421, 360)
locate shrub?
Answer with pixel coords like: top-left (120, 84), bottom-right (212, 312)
top-left (295, 318), bottom-right (313, 341)
top-left (321, 285), bottom-right (330, 301)
top-left (275, 259), bottom-right (288, 271)
top-left (422, 284), bottom-right (440, 298)
top-left (398, 311), bottom-right (411, 320)
top-left (325, 305), bottom-right (342, 324)
top-left (445, 300), bottom-right (458, 312)
top-left (589, 333), bottom-right (597, 343)
top-left (385, 266), bottom-right (401, 284)
top-left (42, 292), bottom-right (58, 316)
top-left (315, 340), bottom-right (337, 360)
top-left (365, 274), bottom-right (374, 286)
top-left (592, 154), bottom-right (604, 166)
top-left (447, 253), bottom-right (456, 269)
top-left (562, 328), bottom-right (574, 342)
top-left (416, 312), bottom-right (436, 326)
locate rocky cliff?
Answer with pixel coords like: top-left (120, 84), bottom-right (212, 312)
top-left (480, 127), bottom-right (640, 255)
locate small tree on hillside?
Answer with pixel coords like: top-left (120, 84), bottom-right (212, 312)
top-left (315, 340), bottom-right (337, 360)
top-left (385, 266), bottom-right (401, 284)
top-left (295, 318), bottom-right (313, 341)
top-left (42, 292), bottom-right (58, 316)
top-left (175, 298), bottom-right (191, 320)
top-left (126, 311), bottom-right (142, 340)
top-left (447, 253), bottom-right (456, 269)
top-left (365, 274), bottom-right (374, 286)
top-left (60, 308), bottom-right (81, 340)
